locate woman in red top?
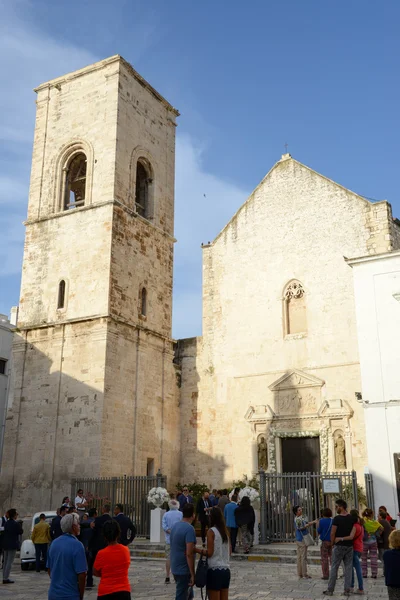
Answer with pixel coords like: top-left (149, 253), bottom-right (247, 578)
top-left (341, 509), bottom-right (364, 595)
top-left (93, 520), bottom-right (131, 600)
top-left (379, 506), bottom-right (394, 524)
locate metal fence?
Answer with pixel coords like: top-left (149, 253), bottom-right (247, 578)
top-left (259, 470), bottom-right (358, 543)
top-left (72, 471), bottom-right (167, 538)
top-left (364, 473), bottom-right (375, 511)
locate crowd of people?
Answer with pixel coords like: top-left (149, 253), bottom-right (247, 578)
top-left (0, 495), bottom-right (136, 599)
top-left (162, 487), bottom-right (256, 599)
top-left (294, 499), bottom-right (400, 599)
top-left (1, 487), bottom-right (400, 600)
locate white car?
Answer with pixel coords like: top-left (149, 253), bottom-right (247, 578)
top-left (20, 511), bottom-right (57, 570)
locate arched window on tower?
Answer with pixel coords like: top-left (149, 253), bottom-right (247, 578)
top-left (283, 280), bottom-right (307, 336)
top-left (135, 159), bottom-right (152, 218)
top-left (140, 287), bottom-right (147, 317)
top-left (58, 280), bottom-right (66, 309)
top-left (64, 153), bottom-right (87, 210)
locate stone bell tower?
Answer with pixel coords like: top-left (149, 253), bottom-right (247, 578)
top-left (0, 56), bottom-right (180, 514)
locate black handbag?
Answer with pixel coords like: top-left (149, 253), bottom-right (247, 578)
top-left (195, 555), bottom-right (208, 591)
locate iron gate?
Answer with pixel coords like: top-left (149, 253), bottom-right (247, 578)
top-left (72, 471), bottom-right (167, 538)
top-left (364, 472), bottom-right (375, 511)
top-left (259, 470), bottom-right (358, 543)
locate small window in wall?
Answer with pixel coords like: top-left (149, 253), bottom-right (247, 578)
top-left (147, 458), bottom-right (155, 477)
top-left (135, 159), bottom-right (152, 218)
top-left (140, 287), bottom-right (147, 317)
top-left (284, 280), bottom-right (307, 335)
top-left (0, 359), bottom-right (6, 375)
top-left (64, 153), bottom-right (87, 210)
top-left (58, 280), bottom-right (66, 309)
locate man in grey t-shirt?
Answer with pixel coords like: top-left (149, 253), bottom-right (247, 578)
top-left (170, 503), bottom-right (196, 600)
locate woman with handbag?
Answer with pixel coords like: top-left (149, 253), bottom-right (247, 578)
top-left (361, 508), bottom-right (383, 579)
top-left (196, 507), bottom-right (230, 600)
top-left (293, 505), bottom-right (317, 579)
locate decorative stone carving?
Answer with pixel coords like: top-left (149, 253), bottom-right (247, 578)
top-left (334, 433), bottom-right (347, 469)
top-left (258, 436), bottom-right (268, 470)
top-left (299, 392), bottom-right (316, 412)
top-left (269, 369), bottom-right (325, 391)
top-left (320, 425), bottom-right (329, 472)
top-left (284, 281), bottom-right (304, 300)
top-left (277, 389), bottom-right (317, 415)
top-left (278, 392), bottom-right (298, 414)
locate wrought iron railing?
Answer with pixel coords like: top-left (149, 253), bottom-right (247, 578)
top-left (72, 471), bottom-right (167, 538)
top-left (259, 470), bottom-right (358, 543)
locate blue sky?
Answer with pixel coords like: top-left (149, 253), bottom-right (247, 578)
top-left (1, 0), bottom-right (399, 338)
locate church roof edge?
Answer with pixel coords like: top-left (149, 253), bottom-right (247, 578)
top-left (34, 55), bottom-right (180, 116)
top-left (208, 155), bottom-right (389, 247)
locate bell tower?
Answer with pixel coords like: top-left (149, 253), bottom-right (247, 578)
top-left (0, 56), bottom-right (180, 513)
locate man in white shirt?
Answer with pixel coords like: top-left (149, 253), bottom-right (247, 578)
top-left (74, 489), bottom-right (88, 519)
top-left (162, 499), bottom-right (183, 584)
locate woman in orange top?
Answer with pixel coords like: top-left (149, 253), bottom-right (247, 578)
top-left (93, 520), bottom-right (131, 600)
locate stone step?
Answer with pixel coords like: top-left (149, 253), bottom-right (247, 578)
top-left (129, 548), bottom-right (322, 564)
top-left (131, 542), bottom-right (321, 555)
top-left (130, 543), bottom-right (385, 566)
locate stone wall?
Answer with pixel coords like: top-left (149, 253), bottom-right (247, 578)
top-left (114, 60), bottom-right (177, 236)
top-left (0, 321), bottom-right (107, 512)
top-left (109, 206), bottom-right (174, 338)
top-left (102, 320), bottom-right (180, 483)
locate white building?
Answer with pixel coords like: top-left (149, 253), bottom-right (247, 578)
top-left (0, 312), bottom-right (15, 467)
top-left (348, 250), bottom-right (400, 520)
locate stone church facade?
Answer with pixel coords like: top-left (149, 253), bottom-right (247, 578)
top-left (176, 153), bottom-right (400, 487)
top-left (1, 55), bottom-right (400, 514)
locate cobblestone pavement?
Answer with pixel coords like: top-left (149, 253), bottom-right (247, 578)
top-left (3, 559), bottom-right (387, 599)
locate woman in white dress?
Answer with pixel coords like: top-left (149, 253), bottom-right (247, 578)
top-left (201, 506), bottom-right (231, 599)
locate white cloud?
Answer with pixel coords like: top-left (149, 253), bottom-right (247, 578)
top-left (173, 134), bottom-right (249, 339)
top-left (0, 3), bottom-right (98, 144)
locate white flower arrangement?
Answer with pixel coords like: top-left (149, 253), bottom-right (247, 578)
top-left (238, 486), bottom-right (260, 506)
top-left (147, 487), bottom-right (170, 508)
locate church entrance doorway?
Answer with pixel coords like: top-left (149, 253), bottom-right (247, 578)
top-left (281, 436), bottom-right (320, 472)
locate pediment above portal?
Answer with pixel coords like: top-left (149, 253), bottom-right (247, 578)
top-left (318, 399), bottom-right (354, 419)
top-left (245, 404), bottom-right (275, 423)
top-left (269, 369), bottom-right (325, 391)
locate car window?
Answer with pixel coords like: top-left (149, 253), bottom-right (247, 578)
top-left (33, 516), bottom-right (54, 526)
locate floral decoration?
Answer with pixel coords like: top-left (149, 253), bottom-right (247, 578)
top-left (147, 487), bottom-right (169, 507)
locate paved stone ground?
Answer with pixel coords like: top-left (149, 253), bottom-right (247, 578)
top-left (3, 559), bottom-right (387, 599)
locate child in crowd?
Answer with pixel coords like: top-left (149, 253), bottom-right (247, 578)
top-left (383, 530), bottom-right (400, 600)
top-left (318, 508), bottom-right (333, 580)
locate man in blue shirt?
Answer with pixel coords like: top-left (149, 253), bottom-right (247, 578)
top-left (224, 493), bottom-right (239, 552)
top-left (162, 499), bottom-right (183, 584)
top-left (47, 513), bottom-right (87, 600)
top-left (170, 503), bottom-right (197, 600)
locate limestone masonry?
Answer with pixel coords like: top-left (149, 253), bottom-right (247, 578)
top-left (1, 56), bottom-right (400, 515)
